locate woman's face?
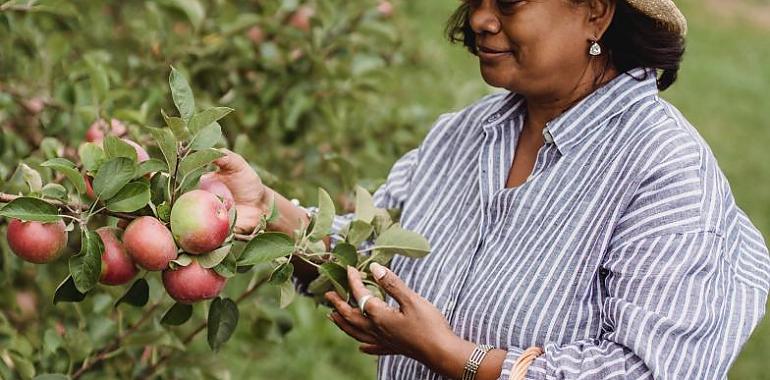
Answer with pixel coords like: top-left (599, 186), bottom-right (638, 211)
top-left (469, 0), bottom-right (597, 98)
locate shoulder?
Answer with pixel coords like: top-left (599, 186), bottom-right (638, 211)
top-left (613, 97), bottom-right (732, 241)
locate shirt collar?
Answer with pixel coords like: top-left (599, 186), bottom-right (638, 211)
top-left (483, 67), bottom-right (660, 156)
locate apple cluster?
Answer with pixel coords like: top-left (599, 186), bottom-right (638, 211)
top-left (5, 119), bottom-right (238, 304)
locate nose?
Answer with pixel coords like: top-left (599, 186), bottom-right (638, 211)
top-left (469, 0), bottom-right (501, 35)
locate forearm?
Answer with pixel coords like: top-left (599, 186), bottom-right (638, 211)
top-left (427, 335), bottom-right (506, 380)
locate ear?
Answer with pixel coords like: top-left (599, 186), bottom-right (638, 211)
top-left (585, 0), bottom-right (616, 39)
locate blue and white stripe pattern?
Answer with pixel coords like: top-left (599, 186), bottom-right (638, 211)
top-left (324, 67), bottom-right (770, 379)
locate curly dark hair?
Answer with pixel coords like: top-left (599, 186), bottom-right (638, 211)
top-left (445, 0), bottom-right (686, 91)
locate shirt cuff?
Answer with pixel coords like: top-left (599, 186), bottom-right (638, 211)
top-left (498, 346), bottom-right (548, 380)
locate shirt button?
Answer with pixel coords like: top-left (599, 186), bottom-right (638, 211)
top-left (543, 128), bottom-right (554, 144)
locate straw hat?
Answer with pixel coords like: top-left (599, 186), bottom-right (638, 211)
top-left (625, 0), bottom-right (688, 36)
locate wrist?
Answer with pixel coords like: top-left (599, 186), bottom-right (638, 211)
top-left (424, 332), bottom-right (476, 378)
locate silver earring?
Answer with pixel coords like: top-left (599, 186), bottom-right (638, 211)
top-left (589, 40), bottom-right (602, 56)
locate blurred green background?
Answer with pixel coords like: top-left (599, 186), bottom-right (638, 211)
top-left (0, 0), bottom-right (768, 378)
top-left (229, 0), bottom-right (770, 379)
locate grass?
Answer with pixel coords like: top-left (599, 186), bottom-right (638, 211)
top-left (224, 0), bottom-right (770, 378)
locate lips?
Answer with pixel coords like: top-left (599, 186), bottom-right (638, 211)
top-left (477, 45), bottom-right (511, 54)
top-left (476, 44), bottom-right (514, 61)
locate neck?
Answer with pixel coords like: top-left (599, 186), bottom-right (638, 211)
top-left (523, 63), bottom-right (620, 137)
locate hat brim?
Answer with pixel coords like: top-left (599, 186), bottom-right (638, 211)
top-left (624, 0), bottom-right (688, 36)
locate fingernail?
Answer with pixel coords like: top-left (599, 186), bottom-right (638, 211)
top-left (370, 262), bottom-right (387, 280)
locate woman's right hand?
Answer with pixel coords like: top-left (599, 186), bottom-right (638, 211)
top-left (205, 149), bottom-right (270, 234)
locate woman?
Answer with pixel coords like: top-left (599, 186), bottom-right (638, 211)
top-left (210, 0), bottom-right (770, 378)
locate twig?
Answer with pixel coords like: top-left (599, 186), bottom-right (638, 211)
top-left (0, 192), bottom-right (137, 221)
top-left (71, 303), bottom-right (162, 379)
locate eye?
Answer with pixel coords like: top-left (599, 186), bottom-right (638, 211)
top-left (497, 0), bottom-right (524, 12)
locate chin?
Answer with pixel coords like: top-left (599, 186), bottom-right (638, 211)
top-left (479, 64), bottom-right (517, 91)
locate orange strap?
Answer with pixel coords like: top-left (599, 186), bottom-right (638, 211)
top-left (511, 347), bottom-right (544, 380)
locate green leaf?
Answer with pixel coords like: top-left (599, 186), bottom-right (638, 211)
top-left (150, 172), bottom-right (171, 205)
top-left (9, 351), bottom-right (35, 379)
top-left (189, 107), bottom-right (233, 133)
top-left (373, 224), bottom-right (431, 258)
top-left (269, 262), bottom-right (294, 285)
top-left (0, 197), bottom-right (61, 222)
top-left (309, 188), bottom-right (335, 241)
top-left (372, 208), bottom-right (394, 235)
top-left (179, 148), bottom-right (224, 176)
top-left (333, 243), bottom-right (357, 267)
top-left (279, 281), bottom-right (295, 309)
top-left (134, 159), bottom-right (168, 179)
top-left (307, 276), bottom-right (334, 296)
top-left (161, 108), bottom-right (190, 141)
top-left (213, 252), bottom-right (237, 278)
top-left (114, 278), bottom-right (149, 308)
top-left (354, 185), bottom-right (376, 223)
top-left (147, 126), bottom-right (178, 173)
top-left (170, 253), bottom-right (192, 268)
top-left (62, 329), bottom-right (93, 363)
top-left (157, 201), bottom-right (172, 223)
top-left (164, 0), bottom-right (205, 30)
top-left (237, 233), bottom-right (295, 266)
top-left (161, 302), bottom-right (193, 326)
top-left (20, 163), bottom-right (43, 193)
top-left (78, 142), bottom-right (105, 172)
top-left (53, 276), bottom-right (86, 304)
top-left (318, 263), bottom-right (349, 298)
top-left (92, 157), bottom-right (136, 200)
top-left (103, 136), bottom-right (137, 161)
top-left (265, 194), bottom-right (280, 223)
top-left (69, 230), bottom-right (103, 293)
top-left (105, 182), bottom-right (150, 212)
top-left (169, 66), bottom-right (195, 120)
top-left (207, 297), bottom-right (239, 352)
top-left (188, 121), bottom-right (222, 151)
top-left (197, 245), bottom-right (231, 268)
top-left (41, 183), bottom-right (68, 201)
top-left (346, 220), bottom-right (373, 247)
top-left (41, 158), bottom-right (86, 194)
top-left (87, 61), bottom-right (109, 105)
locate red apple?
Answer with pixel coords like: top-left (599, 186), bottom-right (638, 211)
top-left (170, 190), bottom-right (230, 254)
top-left (86, 119), bottom-right (127, 142)
top-left (289, 5), bottom-right (314, 32)
top-left (246, 26), bottom-right (265, 45)
top-left (162, 260), bottom-right (226, 304)
top-left (96, 227), bottom-right (138, 286)
top-left (6, 219), bottom-right (68, 264)
top-left (198, 174), bottom-right (235, 210)
top-left (123, 216), bottom-right (177, 271)
top-left (122, 139), bottom-right (149, 163)
top-left (377, 1), bottom-right (394, 18)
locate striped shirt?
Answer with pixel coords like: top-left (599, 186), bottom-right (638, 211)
top-left (320, 67), bottom-right (770, 379)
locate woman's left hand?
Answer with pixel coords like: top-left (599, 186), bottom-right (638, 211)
top-left (324, 263), bottom-right (461, 366)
